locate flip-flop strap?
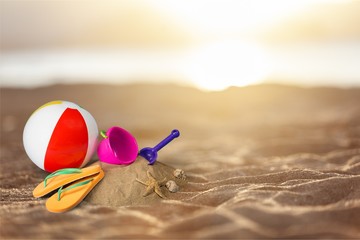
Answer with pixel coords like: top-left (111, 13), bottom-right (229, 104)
top-left (100, 130), bottom-right (108, 139)
top-left (57, 178), bottom-right (94, 201)
top-left (44, 168), bottom-right (82, 187)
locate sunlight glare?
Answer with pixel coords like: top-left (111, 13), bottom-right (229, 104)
top-left (184, 40), bottom-right (269, 91)
top-left (152, 0), bottom-right (351, 35)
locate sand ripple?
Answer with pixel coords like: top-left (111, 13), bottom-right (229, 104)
top-left (3, 149), bottom-right (359, 238)
top-left (1, 84), bottom-right (360, 238)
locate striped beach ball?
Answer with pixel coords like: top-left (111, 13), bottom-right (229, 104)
top-left (23, 101), bottom-right (99, 172)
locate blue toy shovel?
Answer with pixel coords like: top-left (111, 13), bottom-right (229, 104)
top-left (139, 129), bottom-right (180, 165)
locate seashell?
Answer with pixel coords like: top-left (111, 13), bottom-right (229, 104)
top-left (166, 180), bottom-right (179, 193)
top-left (173, 169), bottom-right (186, 180)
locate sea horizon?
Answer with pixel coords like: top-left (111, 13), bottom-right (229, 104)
top-left (1, 41), bottom-right (360, 90)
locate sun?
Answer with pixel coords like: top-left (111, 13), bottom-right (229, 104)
top-left (184, 40), bottom-right (269, 91)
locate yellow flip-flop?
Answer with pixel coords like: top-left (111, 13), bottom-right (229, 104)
top-left (46, 169), bottom-right (104, 213)
top-left (33, 165), bottom-right (102, 198)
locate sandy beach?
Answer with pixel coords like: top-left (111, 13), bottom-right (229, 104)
top-left (1, 83), bottom-right (360, 238)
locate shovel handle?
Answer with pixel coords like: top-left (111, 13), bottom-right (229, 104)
top-left (153, 129), bottom-right (180, 152)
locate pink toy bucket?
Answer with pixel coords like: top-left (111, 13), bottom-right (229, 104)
top-left (97, 127), bottom-right (138, 165)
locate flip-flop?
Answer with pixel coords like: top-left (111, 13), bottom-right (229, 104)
top-left (46, 169), bottom-right (104, 213)
top-left (33, 165), bottom-right (102, 198)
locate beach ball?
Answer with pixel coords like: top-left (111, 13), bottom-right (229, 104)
top-left (23, 100), bottom-right (99, 172)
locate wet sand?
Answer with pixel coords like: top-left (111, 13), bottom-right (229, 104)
top-left (1, 83), bottom-right (360, 238)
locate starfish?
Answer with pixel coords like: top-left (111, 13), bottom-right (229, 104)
top-left (136, 171), bottom-right (167, 198)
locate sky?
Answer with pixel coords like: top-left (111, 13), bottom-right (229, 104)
top-left (1, 0), bottom-right (360, 91)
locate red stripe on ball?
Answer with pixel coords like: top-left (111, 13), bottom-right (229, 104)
top-left (44, 108), bottom-right (88, 172)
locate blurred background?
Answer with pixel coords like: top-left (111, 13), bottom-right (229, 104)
top-left (2, 2), bottom-right (360, 239)
top-left (1, 0), bottom-right (360, 91)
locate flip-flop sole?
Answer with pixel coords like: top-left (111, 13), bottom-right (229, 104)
top-left (46, 169), bottom-right (104, 213)
top-left (33, 165), bottom-right (101, 198)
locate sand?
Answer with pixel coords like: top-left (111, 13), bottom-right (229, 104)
top-left (1, 83), bottom-right (360, 239)
top-left (87, 158), bottom-right (187, 206)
